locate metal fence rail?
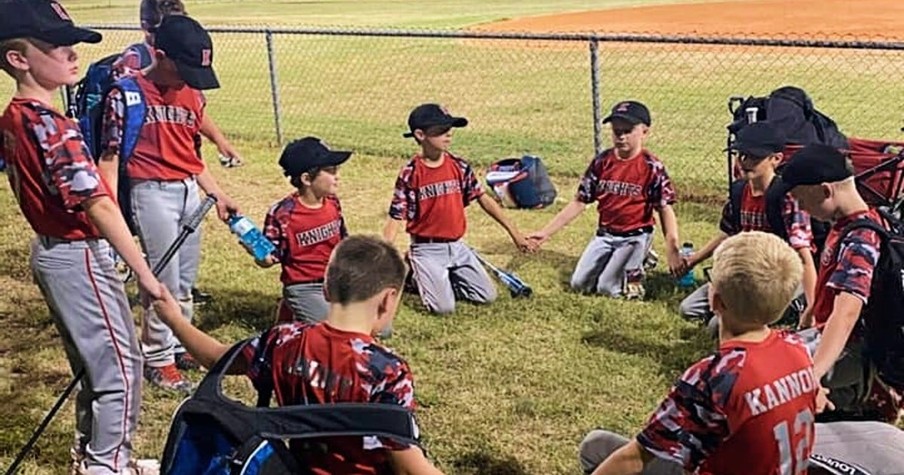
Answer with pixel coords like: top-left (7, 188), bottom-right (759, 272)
top-left (7, 25), bottom-right (904, 198)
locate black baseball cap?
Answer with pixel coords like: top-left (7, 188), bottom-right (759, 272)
top-left (154, 15), bottom-right (219, 90)
top-left (279, 137), bottom-right (352, 177)
top-left (727, 121), bottom-right (786, 158)
top-left (403, 103), bottom-right (468, 138)
top-left (602, 100), bottom-right (651, 127)
top-left (772, 143), bottom-right (853, 194)
top-left (0, 0), bottom-right (101, 46)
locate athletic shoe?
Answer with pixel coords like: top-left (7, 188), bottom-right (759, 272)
top-left (73, 458), bottom-right (159, 474)
top-left (174, 351), bottom-right (200, 371)
top-left (191, 287), bottom-right (213, 305)
top-left (144, 364), bottom-right (192, 395)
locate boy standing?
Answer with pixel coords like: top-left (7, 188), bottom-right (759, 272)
top-left (152, 236), bottom-right (444, 474)
top-left (99, 15), bottom-right (240, 393)
top-left (529, 101), bottom-right (683, 298)
top-left (382, 103), bottom-right (534, 314)
top-left (679, 122), bottom-right (817, 326)
top-left (774, 144), bottom-right (902, 421)
top-left (587, 232), bottom-right (820, 475)
top-left (0, 0), bottom-right (164, 472)
top-left (257, 137), bottom-right (350, 323)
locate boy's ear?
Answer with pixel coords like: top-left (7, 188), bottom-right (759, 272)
top-left (820, 183), bottom-right (833, 199)
top-left (413, 129), bottom-right (426, 142)
top-left (5, 49), bottom-right (29, 72)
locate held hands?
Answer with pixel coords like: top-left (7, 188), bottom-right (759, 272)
top-left (512, 231), bottom-right (539, 253)
top-left (136, 272), bottom-right (165, 302)
top-left (526, 230), bottom-right (550, 248)
top-left (214, 193), bottom-right (241, 221)
top-left (797, 306), bottom-right (815, 330)
top-left (151, 287), bottom-right (182, 327)
top-left (666, 246), bottom-right (687, 277)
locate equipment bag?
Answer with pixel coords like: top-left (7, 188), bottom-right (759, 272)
top-left (485, 155), bottom-right (556, 209)
top-left (160, 341), bottom-right (420, 475)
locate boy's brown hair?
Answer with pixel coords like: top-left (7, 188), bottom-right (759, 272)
top-left (325, 235), bottom-right (406, 305)
top-left (710, 231), bottom-right (802, 325)
top-left (0, 38), bottom-right (29, 77)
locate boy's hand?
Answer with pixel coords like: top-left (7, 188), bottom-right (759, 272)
top-left (214, 193), bottom-right (241, 221)
top-left (816, 386), bottom-right (835, 414)
top-left (512, 232), bottom-right (538, 253)
top-left (137, 273), bottom-right (165, 301)
top-left (526, 230), bottom-right (550, 246)
top-left (797, 306), bottom-right (815, 329)
top-left (152, 287), bottom-right (182, 326)
top-left (217, 142), bottom-right (244, 168)
top-left (666, 247), bottom-right (685, 276)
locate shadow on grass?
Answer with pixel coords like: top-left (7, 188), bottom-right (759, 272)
top-left (450, 449), bottom-right (530, 475)
top-left (195, 288), bottom-right (282, 333)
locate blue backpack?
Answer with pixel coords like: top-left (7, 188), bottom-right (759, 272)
top-left (485, 155), bottom-right (557, 209)
top-left (160, 341), bottom-right (421, 475)
top-left (73, 45), bottom-right (151, 232)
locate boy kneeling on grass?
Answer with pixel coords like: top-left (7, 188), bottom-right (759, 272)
top-left (152, 235), bottom-right (444, 475)
top-left (583, 232), bottom-right (830, 475)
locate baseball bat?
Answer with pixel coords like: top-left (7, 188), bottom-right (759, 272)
top-left (472, 249), bottom-right (532, 298)
top-left (5, 194), bottom-right (218, 475)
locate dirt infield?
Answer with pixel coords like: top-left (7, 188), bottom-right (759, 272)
top-left (477, 0), bottom-right (904, 41)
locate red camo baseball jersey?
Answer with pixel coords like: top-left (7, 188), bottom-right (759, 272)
top-left (576, 148), bottom-right (676, 233)
top-left (811, 209), bottom-right (882, 326)
top-left (241, 322), bottom-right (418, 475)
top-left (388, 152), bottom-right (483, 240)
top-left (638, 330), bottom-right (818, 475)
top-left (718, 182), bottom-right (814, 250)
top-left (102, 73), bottom-right (205, 180)
top-left (1, 98), bottom-right (111, 239)
top-left (263, 193), bottom-right (347, 284)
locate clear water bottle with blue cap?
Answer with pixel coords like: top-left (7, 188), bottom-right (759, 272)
top-left (677, 242), bottom-right (696, 288)
top-left (228, 214), bottom-right (275, 262)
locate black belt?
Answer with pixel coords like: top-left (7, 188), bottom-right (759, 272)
top-left (411, 235), bottom-right (458, 244)
top-left (596, 226), bottom-right (653, 238)
top-left (288, 278), bottom-right (325, 285)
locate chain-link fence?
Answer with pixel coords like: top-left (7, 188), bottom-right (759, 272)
top-left (5, 26), bottom-right (904, 200)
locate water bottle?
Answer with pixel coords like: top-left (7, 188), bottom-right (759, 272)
top-left (677, 242), bottom-right (696, 288)
top-left (228, 214), bottom-right (276, 262)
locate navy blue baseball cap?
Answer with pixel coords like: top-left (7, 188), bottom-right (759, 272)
top-left (602, 100), bottom-right (651, 127)
top-left (403, 104), bottom-right (468, 138)
top-left (772, 143), bottom-right (854, 195)
top-left (279, 137), bottom-right (352, 177)
top-left (154, 15), bottom-right (219, 90)
top-left (728, 121), bottom-right (787, 158)
top-left (0, 0), bottom-right (102, 46)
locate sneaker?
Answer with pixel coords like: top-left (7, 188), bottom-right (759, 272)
top-left (144, 364), bottom-right (192, 394)
top-left (191, 287), bottom-right (213, 305)
top-left (73, 459), bottom-right (159, 475)
top-left (174, 351), bottom-right (200, 371)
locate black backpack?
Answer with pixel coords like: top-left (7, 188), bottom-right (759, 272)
top-left (837, 214), bottom-right (904, 389)
top-left (729, 179), bottom-right (831, 263)
top-left (160, 341), bottom-right (420, 475)
top-left (728, 86), bottom-right (849, 149)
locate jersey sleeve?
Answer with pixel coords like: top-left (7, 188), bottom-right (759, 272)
top-left (459, 159), bottom-right (484, 205)
top-left (366, 354), bottom-right (417, 451)
top-left (100, 88), bottom-right (125, 159)
top-left (647, 160), bottom-right (677, 210)
top-left (637, 354), bottom-right (734, 471)
top-left (333, 196), bottom-right (349, 238)
top-left (576, 156), bottom-right (602, 204)
top-left (781, 194), bottom-right (814, 250)
top-left (24, 107), bottom-right (108, 210)
top-left (827, 227), bottom-right (881, 303)
top-left (718, 199), bottom-right (738, 235)
top-left (262, 201), bottom-right (287, 261)
top-left (388, 165), bottom-right (414, 221)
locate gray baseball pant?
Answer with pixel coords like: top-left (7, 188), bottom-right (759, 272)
top-left (130, 177), bottom-right (202, 367)
top-left (31, 237), bottom-right (141, 474)
top-left (571, 232), bottom-right (652, 296)
top-left (283, 283), bottom-right (329, 324)
top-left (579, 422), bottom-right (904, 475)
top-left (409, 240), bottom-right (496, 314)
top-left (682, 284), bottom-right (805, 322)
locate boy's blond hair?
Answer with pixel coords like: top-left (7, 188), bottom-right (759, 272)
top-left (0, 38), bottom-right (29, 77)
top-left (710, 231), bottom-right (802, 325)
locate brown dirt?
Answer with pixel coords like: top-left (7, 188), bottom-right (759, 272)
top-left (476, 0), bottom-right (904, 41)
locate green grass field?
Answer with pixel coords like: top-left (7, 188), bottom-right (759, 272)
top-left (2, 1), bottom-right (904, 473)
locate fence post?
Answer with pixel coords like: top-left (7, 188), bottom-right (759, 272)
top-left (265, 29), bottom-right (284, 146)
top-left (589, 38), bottom-right (602, 157)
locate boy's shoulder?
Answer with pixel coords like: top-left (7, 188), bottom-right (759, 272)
top-left (3, 97), bottom-right (64, 122)
top-left (267, 192), bottom-right (298, 215)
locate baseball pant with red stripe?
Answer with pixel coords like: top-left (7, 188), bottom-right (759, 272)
top-left (30, 236), bottom-right (141, 474)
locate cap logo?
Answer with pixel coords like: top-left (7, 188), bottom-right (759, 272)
top-left (50, 2), bottom-right (71, 20)
top-left (616, 102), bottom-right (631, 112)
top-left (439, 105), bottom-right (452, 116)
top-left (318, 138), bottom-right (333, 151)
top-left (200, 49), bottom-right (212, 66)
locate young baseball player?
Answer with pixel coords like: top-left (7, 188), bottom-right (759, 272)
top-left (98, 15), bottom-right (241, 393)
top-left (579, 421), bottom-right (904, 475)
top-left (586, 232), bottom-right (820, 475)
top-left (0, 0), bottom-right (165, 472)
top-left (679, 121), bottom-right (817, 327)
top-left (774, 144), bottom-right (902, 422)
top-left (255, 137), bottom-right (350, 323)
top-left (528, 101), bottom-right (682, 298)
top-left (382, 103), bottom-right (535, 314)
top-left (152, 235), bottom-right (445, 474)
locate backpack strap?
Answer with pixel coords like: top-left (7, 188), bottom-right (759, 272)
top-left (764, 179), bottom-right (789, 241)
top-left (105, 76), bottom-right (147, 162)
top-left (729, 179), bottom-right (747, 233)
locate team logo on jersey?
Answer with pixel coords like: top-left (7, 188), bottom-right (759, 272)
top-left (50, 2), bottom-right (71, 20)
top-left (200, 49), bottom-right (212, 67)
top-left (124, 91), bottom-right (142, 107)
